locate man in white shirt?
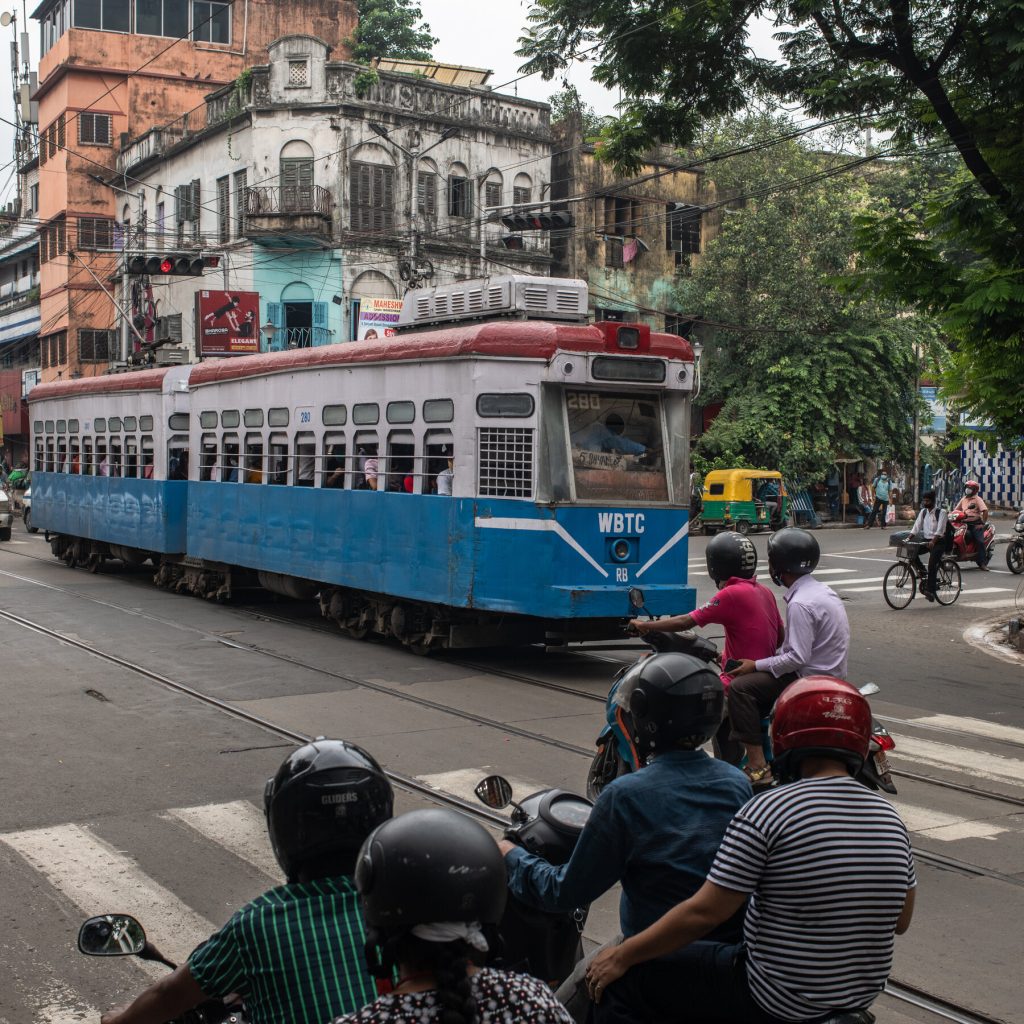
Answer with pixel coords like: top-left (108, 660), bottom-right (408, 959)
top-left (910, 490), bottom-right (948, 602)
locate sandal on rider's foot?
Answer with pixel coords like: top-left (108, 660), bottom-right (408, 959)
top-left (743, 764), bottom-right (773, 788)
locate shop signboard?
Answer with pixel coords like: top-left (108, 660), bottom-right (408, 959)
top-left (195, 290), bottom-right (261, 356)
top-left (355, 297), bottom-right (402, 340)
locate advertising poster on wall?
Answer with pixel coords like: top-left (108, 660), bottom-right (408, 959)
top-left (195, 290), bottom-right (261, 356)
top-left (356, 297), bottom-right (403, 340)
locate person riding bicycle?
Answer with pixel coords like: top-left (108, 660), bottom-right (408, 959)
top-left (909, 491), bottom-right (949, 602)
top-left (954, 480), bottom-right (990, 569)
top-left (583, 677), bottom-right (916, 1024)
top-left (728, 529), bottom-right (850, 785)
top-left (630, 532), bottom-right (783, 763)
top-left (101, 739), bottom-right (394, 1024)
top-left (332, 808), bottom-right (571, 1024)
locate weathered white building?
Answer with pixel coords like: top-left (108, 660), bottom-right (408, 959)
top-left (114, 37), bottom-right (553, 360)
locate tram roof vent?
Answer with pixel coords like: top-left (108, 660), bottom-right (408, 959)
top-left (398, 275), bottom-right (588, 330)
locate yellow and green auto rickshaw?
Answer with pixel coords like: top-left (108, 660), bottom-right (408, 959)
top-left (700, 469), bottom-right (789, 535)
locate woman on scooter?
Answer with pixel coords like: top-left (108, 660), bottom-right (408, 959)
top-left (333, 809), bottom-right (571, 1024)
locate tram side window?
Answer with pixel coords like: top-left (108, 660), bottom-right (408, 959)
top-left (56, 437), bottom-right (67, 472)
top-left (200, 436), bottom-right (217, 481)
top-left (294, 433), bottom-right (315, 487)
top-left (168, 437), bottom-right (190, 480)
top-left (34, 436), bottom-right (44, 471)
top-left (322, 433), bottom-right (346, 488)
top-left (268, 434), bottom-right (289, 485)
top-left (141, 437), bottom-right (154, 479)
top-left (386, 431), bottom-right (415, 493)
top-left (124, 437), bottom-right (139, 479)
top-left (244, 434), bottom-right (264, 483)
top-left (70, 437), bottom-right (81, 474)
top-left (109, 437), bottom-right (123, 477)
top-left (221, 434), bottom-right (240, 482)
top-left (45, 437), bottom-right (55, 471)
top-left (96, 438), bottom-right (109, 476)
top-left (82, 437), bottom-right (94, 475)
top-left (354, 431), bottom-right (379, 490)
top-left (425, 430), bottom-right (454, 495)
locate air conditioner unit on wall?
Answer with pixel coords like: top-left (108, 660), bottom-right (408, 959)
top-left (154, 314), bottom-right (183, 343)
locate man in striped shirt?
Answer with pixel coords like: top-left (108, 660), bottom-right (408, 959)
top-left (584, 678), bottom-right (916, 1024)
top-left (101, 740), bottom-right (393, 1024)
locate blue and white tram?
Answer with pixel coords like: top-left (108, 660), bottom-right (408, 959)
top-left (29, 276), bottom-right (698, 650)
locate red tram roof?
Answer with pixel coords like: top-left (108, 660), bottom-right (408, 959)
top-left (29, 367), bottom-right (172, 403)
top-left (29, 321), bottom-right (693, 401)
top-left (187, 320), bottom-right (692, 387)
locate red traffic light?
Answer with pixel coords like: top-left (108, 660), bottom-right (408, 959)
top-left (159, 258), bottom-right (174, 274)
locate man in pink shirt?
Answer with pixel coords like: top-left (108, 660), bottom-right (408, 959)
top-left (632, 532), bottom-right (783, 765)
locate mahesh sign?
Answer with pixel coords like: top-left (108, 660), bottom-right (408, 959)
top-left (195, 290), bottom-right (260, 356)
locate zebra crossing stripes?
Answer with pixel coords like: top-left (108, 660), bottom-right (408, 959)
top-left (165, 799), bottom-right (282, 881)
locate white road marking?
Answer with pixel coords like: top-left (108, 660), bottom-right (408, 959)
top-left (955, 587), bottom-right (1013, 595)
top-left (830, 576), bottom-right (887, 587)
top-left (165, 800), bottom-right (282, 881)
top-left (961, 598), bottom-right (1021, 609)
top-left (32, 987), bottom-right (98, 1024)
top-left (891, 801), bottom-right (1010, 841)
top-left (824, 553), bottom-right (897, 564)
top-left (415, 768), bottom-right (544, 808)
top-left (835, 585), bottom-right (887, 593)
top-left (803, 568), bottom-right (856, 576)
top-left (0, 823), bottom-right (215, 970)
top-left (909, 715), bottom-right (1024, 747)
top-left (892, 735), bottom-right (1024, 788)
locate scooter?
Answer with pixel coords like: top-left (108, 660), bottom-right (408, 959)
top-left (587, 589), bottom-right (897, 798)
top-left (1006, 509), bottom-right (1024, 574)
top-left (77, 914), bottom-right (246, 1024)
top-left (948, 509), bottom-right (996, 567)
top-left (474, 774), bottom-right (592, 987)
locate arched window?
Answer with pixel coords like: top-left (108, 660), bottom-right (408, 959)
top-left (350, 143), bottom-right (396, 231)
top-left (513, 173), bottom-right (533, 206)
top-left (482, 168), bottom-right (503, 211)
top-left (280, 140), bottom-right (315, 212)
top-left (448, 161), bottom-right (472, 219)
top-left (417, 157), bottom-right (439, 221)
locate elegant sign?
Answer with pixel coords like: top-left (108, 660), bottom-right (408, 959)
top-left (195, 290), bottom-right (260, 356)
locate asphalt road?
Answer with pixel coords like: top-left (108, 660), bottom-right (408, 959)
top-left (0, 526), bottom-right (1022, 1024)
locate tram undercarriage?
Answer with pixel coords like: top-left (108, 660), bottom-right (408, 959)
top-left (47, 533), bottom-right (618, 652)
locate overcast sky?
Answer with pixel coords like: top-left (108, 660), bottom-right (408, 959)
top-left (0, 2), bottom-right (782, 207)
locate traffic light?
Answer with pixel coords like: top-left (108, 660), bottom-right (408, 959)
top-left (499, 210), bottom-right (573, 232)
top-left (125, 253), bottom-right (221, 276)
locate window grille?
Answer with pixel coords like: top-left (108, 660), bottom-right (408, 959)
top-left (79, 329), bottom-right (112, 362)
top-left (79, 112), bottom-right (112, 146)
top-left (478, 428), bottom-right (534, 498)
top-left (288, 60), bottom-right (309, 86)
top-left (666, 204), bottom-right (701, 259)
top-left (78, 217), bottom-right (115, 250)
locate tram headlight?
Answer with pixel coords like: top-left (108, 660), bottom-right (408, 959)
top-left (607, 538), bottom-right (637, 563)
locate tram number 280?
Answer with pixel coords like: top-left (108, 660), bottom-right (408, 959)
top-left (566, 392), bottom-right (601, 410)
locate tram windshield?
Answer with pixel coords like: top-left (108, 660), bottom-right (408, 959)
top-left (566, 389), bottom-right (668, 502)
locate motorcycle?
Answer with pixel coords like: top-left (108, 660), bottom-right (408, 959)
top-left (77, 914), bottom-right (246, 1024)
top-left (948, 509), bottom-right (996, 567)
top-left (1006, 509), bottom-right (1024, 574)
top-left (587, 589), bottom-right (897, 799)
top-left (473, 774), bottom-right (592, 986)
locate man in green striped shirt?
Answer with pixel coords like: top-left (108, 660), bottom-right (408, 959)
top-left (101, 740), bottom-right (394, 1024)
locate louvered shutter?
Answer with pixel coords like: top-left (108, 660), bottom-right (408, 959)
top-left (312, 302), bottom-right (328, 345)
top-left (265, 302), bottom-right (282, 351)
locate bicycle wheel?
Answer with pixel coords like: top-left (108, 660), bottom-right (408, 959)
top-left (883, 563), bottom-right (916, 609)
top-left (934, 559), bottom-right (963, 605)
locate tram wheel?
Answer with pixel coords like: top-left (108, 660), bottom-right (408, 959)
top-left (345, 624), bottom-right (370, 640)
top-left (406, 639), bottom-right (435, 657)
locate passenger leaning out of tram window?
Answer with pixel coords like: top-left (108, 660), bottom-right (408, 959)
top-left (359, 446), bottom-right (379, 490)
top-left (100, 740), bottom-right (394, 1024)
top-left (436, 448), bottom-right (454, 496)
top-left (727, 529), bottom-right (850, 787)
top-left (584, 678), bottom-right (915, 1024)
top-left (499, 653), bottom-right (752, 1019)
top-left (630, 532), bottom-right (784, 767)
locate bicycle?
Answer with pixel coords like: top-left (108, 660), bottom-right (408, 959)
top-left (883, 537), bottom-right (962, 609)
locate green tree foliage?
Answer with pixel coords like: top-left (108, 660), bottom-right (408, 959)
top-left (547, 85), bottom-right (609, 139)
top-left (350, 0), bottom-right (438, 63)
top-left (518, 0), bottom-right (1024, 443)
top-left (683, 118), bottom-right (936, 480)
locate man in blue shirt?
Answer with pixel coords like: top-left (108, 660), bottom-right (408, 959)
top-left (864, 469), bottom-right (892, 528)
top-left (498, 653), bottom-right (751, 1013)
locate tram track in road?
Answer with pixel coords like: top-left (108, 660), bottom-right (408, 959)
top-left (4, 550), bottom-right (1024, 815)
top-left (0, 604), bottom-right (1015, 1024)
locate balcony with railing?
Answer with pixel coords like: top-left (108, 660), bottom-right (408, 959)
top-left (243, 185), bottom-right (333, 246)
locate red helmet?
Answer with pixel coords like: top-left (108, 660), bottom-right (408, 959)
top-left (965, 479), bottom-right (980, 491)
top-left (770, 676), bottom-right (871, 782)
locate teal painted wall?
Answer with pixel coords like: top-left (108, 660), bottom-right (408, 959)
top-left (253, 251), bottom-right (343, 351)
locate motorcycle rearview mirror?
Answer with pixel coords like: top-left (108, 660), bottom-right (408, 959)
top-left (475, 775), bottom-right (514, 810)
top-left (78, 915), bottom-right (146, 957)
top-left (858, 682), bottom-right (880, 697)
top-left (628, 587), bottom-right (646, 610)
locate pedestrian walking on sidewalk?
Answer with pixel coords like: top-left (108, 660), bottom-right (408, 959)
top-left (865, 470), bottom-right (892, 528)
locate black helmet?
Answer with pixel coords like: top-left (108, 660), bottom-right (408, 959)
top-left (356, 809), bottom-right (507, 931)
top-left (767, 528), bottom-right (820, 586)
top-left (705, 531), bottom-right (758, 584)
top-left (264, 738), bottom-right (394, 882)
top-left (626, 652), bottom-right (724, 760)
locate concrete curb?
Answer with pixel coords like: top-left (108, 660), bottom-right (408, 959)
top-left (964, 616), bottom-right (1024, 666)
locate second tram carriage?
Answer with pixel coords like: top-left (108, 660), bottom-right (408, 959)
top-left (28, 277), bottom-right (697, 650)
